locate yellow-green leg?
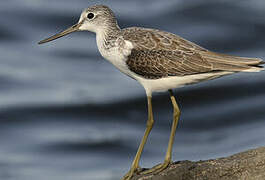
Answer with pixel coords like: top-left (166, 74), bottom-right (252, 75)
top-left (122, 96), bottom-right (154, 180)
top-left (142, 89), bottom-right (181, 174)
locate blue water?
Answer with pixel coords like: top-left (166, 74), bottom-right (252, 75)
top-left (0, 0), bottom-right (265, 180)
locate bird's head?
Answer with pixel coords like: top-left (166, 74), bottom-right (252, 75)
top-left (38, 5), bottom-right (118, 44)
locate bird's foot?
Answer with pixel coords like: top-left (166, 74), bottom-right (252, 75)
top-left (121, 166), bottom-right (142, 180)
top-left (141, 160), bottom-right (171, 175)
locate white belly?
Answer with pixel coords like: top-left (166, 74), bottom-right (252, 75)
top-left (137, 71), bottom-right (233, 96)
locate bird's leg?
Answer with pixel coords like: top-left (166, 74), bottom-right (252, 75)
top-left (142, 89), bottom-right (180, 175)
top-left (122, 96), bottom-right (154, 180)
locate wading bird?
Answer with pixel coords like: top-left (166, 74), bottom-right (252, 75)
top-left (39, 5), bottom-right (264, 180)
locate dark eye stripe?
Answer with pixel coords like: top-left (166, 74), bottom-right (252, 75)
top-left (87, 13), bottom-right (94, 19)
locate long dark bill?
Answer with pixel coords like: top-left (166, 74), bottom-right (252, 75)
top-left (38, 23), bottom-right (82, 45)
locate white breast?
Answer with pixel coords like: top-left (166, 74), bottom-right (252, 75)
top-left (96, 34), bottom-right (135, 78)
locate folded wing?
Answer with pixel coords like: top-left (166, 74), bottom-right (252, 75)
top-left (122, 27), bottom-right (264, 79)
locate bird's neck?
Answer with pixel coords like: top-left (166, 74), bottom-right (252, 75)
top-left (96, 24), bottom-right (121, 50)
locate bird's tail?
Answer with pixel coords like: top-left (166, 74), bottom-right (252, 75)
top-left (201, 51), bottom-right (264, 72)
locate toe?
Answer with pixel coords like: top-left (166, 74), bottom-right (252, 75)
top-left (141, 161), bottom-right (170, 175)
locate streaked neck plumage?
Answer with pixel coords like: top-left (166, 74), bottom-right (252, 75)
top-left (96, 19), bottom-right (121, 51)
top-left (94, 18), bottom-right (136, 80)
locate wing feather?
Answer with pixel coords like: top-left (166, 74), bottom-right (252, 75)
top-left (122, 27), bottom-right (264, 79)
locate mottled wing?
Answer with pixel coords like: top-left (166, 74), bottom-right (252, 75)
top-left (122, 27), bottom-right (207, 52)
top-left (127, 48), bottom-right (214, 79)
top-left (122, 27), bottom-right (263, 79)
top-left (122, 27), bottom-right (212, 79)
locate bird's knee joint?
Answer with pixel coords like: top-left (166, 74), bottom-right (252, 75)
top-left (174, 109), bottom-right (181, 117)
top-left (147, 119), bottom-right (154, 128)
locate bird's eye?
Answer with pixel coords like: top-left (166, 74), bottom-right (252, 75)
top-left (87, 13), bottom-right (94, 19)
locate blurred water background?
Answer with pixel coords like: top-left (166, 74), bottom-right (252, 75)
top-left (0, 0), bottom-right (265, 180)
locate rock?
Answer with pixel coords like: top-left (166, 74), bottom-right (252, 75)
top-left (132, 147), bottom-right (265, 180)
